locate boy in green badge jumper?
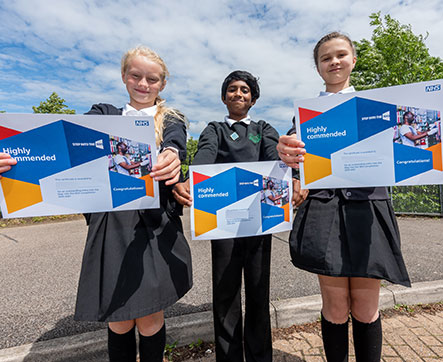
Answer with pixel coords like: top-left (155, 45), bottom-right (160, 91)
top-left (173, 70), bottom-right (279, 362)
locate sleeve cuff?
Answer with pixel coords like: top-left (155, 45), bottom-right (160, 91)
top-left (162, 146), bottom-right (179, 155)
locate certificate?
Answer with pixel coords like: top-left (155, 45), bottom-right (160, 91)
top-left (190, 160), bottom-right (293, 240)
top-left (294, 80), bottom-right (443, 189)
top-left (0, 113), bottom-right (159, 218)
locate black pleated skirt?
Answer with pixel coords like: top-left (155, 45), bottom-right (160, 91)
top-left (74, 208), bottom-right (193, 322)
top-left (289, 195), bottom-right (411, 287)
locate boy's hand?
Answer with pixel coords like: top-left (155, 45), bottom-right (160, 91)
top-left (150, 149), bottom-right (181, 185)
top-left (0, 153), bottom-right (17, 177)
top-left (292, 178), bottom-right (309, 207)
top-left (172, 180), bottom-right (192, 206)
top-left (277, 134), bottom-right (306, 169)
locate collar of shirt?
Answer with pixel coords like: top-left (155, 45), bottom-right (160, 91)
top-left (224, 115), bottom-right (251, 127)
top-left (319, 86), bottom-right (355, 97)
top-left (122, 104), bottom-right (157, 116)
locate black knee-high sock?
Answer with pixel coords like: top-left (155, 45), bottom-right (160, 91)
top-left (321, 313), bottom-right (349, 362)
top-left (107, 325), bottom-right (136, 362)
top-left (138, 323), bottom-right (166, 362)
top-left (352, 314), bottom-right (382, 362)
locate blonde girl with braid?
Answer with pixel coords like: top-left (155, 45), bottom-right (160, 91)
top-left (74, 45), bottom-right (193, 362)
top-left (120, 46), bottom-right (187, 147)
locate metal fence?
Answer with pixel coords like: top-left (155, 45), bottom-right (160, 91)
top-left (390, 185), bottom-right (443, 216)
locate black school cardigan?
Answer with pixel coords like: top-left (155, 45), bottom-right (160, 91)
top-left (192, 119), bottom-right (279, 165)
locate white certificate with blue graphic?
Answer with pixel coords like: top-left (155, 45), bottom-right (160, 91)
top-left (294, 80), bottom-right (443, 189)
top-left (190, 160), bottom-right (293, 240)
top-left (0, 114), bottom-right (158, 218)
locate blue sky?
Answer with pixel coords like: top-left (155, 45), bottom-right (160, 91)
top-left (1, 0), bottom-right (443, 138)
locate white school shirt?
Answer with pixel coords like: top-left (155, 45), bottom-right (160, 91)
top-left (123, 104), bottom-right (157, 116)
top-left (319, 86), bottom-right (355, 97)
top-left (224, 115), bottom-right (252, 126)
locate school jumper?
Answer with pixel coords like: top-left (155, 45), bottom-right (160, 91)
top-left (74, 103), bottom-right (193, 323)
top-left (191, 118), bottom-right (279, 362)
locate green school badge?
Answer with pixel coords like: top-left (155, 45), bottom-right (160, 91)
top-left (248, 133), bottom-right (261, 144)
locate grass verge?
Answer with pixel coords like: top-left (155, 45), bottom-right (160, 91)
top-left (0, 214), bottom-right (83, 228)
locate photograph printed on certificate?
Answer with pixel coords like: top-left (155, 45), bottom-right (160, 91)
top-left (294, 79), bottom-right (443, 189)
top-left (0, 113), bottom-right (159, 218)
top-left (190, 160), bottom-right (293, 240)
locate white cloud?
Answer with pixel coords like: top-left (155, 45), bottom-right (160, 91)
top-left (189, 120), bottom-right (208, 137)
top-left (1, 0), bottom-right (443, 136)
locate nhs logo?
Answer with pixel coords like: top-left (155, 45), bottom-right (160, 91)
top-left (135, 120), bottom-right (150, 126)
top-left (95, 139), bottom-right (104, 149)
top-left (425, 84), bottom-right (441, 92)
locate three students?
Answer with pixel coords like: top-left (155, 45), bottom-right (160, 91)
top-left (0, 33), bottom-right (412, 362)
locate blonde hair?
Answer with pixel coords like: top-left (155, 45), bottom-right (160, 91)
top-left (121, 46), bottom-right (186, 146)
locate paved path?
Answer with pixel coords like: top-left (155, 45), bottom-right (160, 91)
top-left (0, 280), bottom-right (441, 361)
top-left (181, 309), bottom-right (443, 361)
top-left (0, 212), bottom-right (441, 361)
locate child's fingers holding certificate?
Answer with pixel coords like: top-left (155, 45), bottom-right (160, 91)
top-left (172, 180), bottom-right (192, 206)
top-left (277, 134), bottom-right (306, 168)
top-left (0, 153), bottom-right (17, 177)
top-left (151, 149), bottom-right (181, 185)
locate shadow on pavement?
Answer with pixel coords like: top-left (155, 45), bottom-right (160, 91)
top-left (22, 316), bottom-right (106, 362)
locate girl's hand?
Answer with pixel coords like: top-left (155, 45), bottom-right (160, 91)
top-left (0, 153), bottom-right (17, 177)
top-left (150, 149), bottom-right (181, 185)
top-left (292, 178), bottom-right (309, 207)
top-left (172, 179), bottom-right (192, 206)
top-left (277, 134), bottom-right (306, 169)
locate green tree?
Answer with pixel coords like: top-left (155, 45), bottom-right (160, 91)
top-left (32, 92), bottom-right (75, 114)
top-left (181, 137), bottom-right (198, 175)
top-left (351, 12), bottom-right (443, 90)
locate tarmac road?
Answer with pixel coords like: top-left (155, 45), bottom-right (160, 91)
top-left (0, 210), bottom-right (442, 351)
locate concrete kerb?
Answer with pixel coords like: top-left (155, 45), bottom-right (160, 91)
top-left (0, 329), bottom-right (107, 362)
top-left (0, 280), bottom-right (442, 362)
top-left (385, 279), bottom-right (443, 306)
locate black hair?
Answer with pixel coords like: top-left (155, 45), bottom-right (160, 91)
top-left (221, 70), bottom-right (260, 102)
top-left (403, 111), bottom-right (415, 123)
top-left (117, 141), bottom-right (127, 149)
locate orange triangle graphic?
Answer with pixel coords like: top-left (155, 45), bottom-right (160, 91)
top-left (426, 143), bottom-right (442, 171)
top-left (283, 202), bottom-right (290, 223)
top-left (194, 208), bottom-right (217, 236)
top-left (304, 153), bottom-right (332, 184)
top-left (140, 175), bottom-right (154, 197)
top-left (1, 177), bottom-right (43, 214)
